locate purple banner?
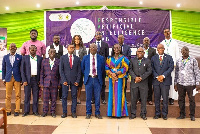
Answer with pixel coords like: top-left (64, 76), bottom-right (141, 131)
top-left (46, 10), bottom-right (170, 48)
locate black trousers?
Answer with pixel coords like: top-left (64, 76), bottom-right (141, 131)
top-left (147, 75), bottom-right (153, 101)
top-left (130, 87), bottom-right (148, 116)
top-left (154, 83), bottom-right (170, 116)
top-left (177, 84), bottom-right (196, 117)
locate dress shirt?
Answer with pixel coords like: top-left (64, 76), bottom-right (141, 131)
top-left (96, 40), bottom-right (102, 47)
top-left (9, 53), bottom-right (16, 67)
top-left (89, 54), bottom-right (97, 76)
top-left (45, 43), bottom-right (67, 58)
top-left (49, 58), bottom-right (55, 70)
top-left (30, 55), bottom-right (37, 75)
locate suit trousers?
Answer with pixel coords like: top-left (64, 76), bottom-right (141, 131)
top-left (24, 77), bottom-right (39, 113)
top-left (154, 83), bottom-right (170, 116)
top-left (130, 87), bottom-right (148, 115)
top-left (62, 83), bottom-right (77, 114)
top-left (43, 84), bottom-right (58, 113)
top-left (85, 77), bottom-right (101, 115)
top-left (177, 84), bottom-right (195, 117)
top-left (147, 75), bottom-right (153, 101)
top-left (5, 76), bottom-right (21, 113)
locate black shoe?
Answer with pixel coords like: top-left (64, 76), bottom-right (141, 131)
top-left (14, 112), bottom-right (19, 117)
top-left (169, 102), bottom-right (174, 105)
top-left (33, 112), bottom-right (40, 116)
top-left (86, 114), bottom-right (91, 119)
top-left (176, 115), bottom-right (185, 119)
top-left (7, 112), bottom-right (11, 116)
top-left (129, 114), bottom-right (136, 119)
top-left (91, 100), bottom-right (95, 104)
top-left (102, 100), bottom-right (106, 104)
top-left (141, 115), bottom-right (147, 120)
top-left (153, 115), bottom-right (161, 119)
top-left (61, 113), bottom-right (67, 118)
top-left (191, 116), bottom-right (195, 121)
top-left (163, 115), bottom-right (168, 120)
top-left (22, 112), bottom-right (29, 117)
top-left (169, 98), bottom-right (174, 105)
top-left (71, 113), bottom-right (77, 118)
top-left (41, 113), bottom-right (47, 117)
top-left (95, 114), bottom-right (103, 119)
top-left (51, 113), bottom-right (56, 118)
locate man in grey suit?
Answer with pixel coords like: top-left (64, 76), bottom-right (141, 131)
top-left (129, 47), bottom-right (152, 120)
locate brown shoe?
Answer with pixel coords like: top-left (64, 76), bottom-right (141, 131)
top-left (148, 101), bottom-right (153, 105)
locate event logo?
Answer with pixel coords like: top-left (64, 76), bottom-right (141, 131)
top-left (70, 18), bottom-right (95, 43)
top-left (49, 13), bottom-right (71, 21)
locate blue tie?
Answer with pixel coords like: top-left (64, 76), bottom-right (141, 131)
top-left (97, 41), bottom-right (100, 52)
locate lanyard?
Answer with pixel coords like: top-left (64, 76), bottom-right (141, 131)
top-left (49, 60), bottom-right (54, 69)
top-left (30, 55), bottom-right (37, 61)
top-left (165, 39), bottom-right (172, 47)
top-left (182, 56), bottom-right (190, 67)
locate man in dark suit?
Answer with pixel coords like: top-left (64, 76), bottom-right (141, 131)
top-left (151, 44), bottom-right (174, 120)
top-left (81, 43), bottom-right (105, 119)
top-left (129, 47), bottom-right (152, 120)
top-left (92, 31), bottom-right (109, 104)
top-left (21, 45), bottom-right (43, 117)
top-left (59, 44), bottom-right (81, 118)
top-left (2, 43), bottom-right (22, 116)
top-left (40, 48), bottom-right (60, 118)
top-left (143, 37), bottom-right (156, 105)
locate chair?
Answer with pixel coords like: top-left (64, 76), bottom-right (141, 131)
top-left (0, 107), bottom-right (7, 134)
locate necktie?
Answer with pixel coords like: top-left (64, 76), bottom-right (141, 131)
top-left (138, 60), bottom-right (141, 66)
top-left (70, 55), bottom-right (72, 69)
top-left (160, 56), bottom-right (162, 65)
top-left (97, 41), bottom-right (100, 52)
top-left (92, 55), bottom-right (96, 76)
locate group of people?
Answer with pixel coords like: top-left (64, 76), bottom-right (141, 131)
top-left (2, 28), bottom-right (200, 121)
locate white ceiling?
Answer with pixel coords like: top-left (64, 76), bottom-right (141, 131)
top-left (0, 0), bottom-right (200, 14)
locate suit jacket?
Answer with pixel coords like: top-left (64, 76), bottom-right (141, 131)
top-left (147, 47), bottom-right (156, 60)
top-left (151, 54), bottom-right (174, 86)
top-left (73, 45), bottom-right (87, 61)
top-left (122, 44), bottom-right (131, 60)
top-left (81, 54), bottom-right (105, 86)
top-left (2, 53), bottom-right (22, 82)
top-left (97, 41), bottom-right (109, 59)
top-left (59, 54), bottom-right (81, 85)
top-left (129, 57), bottom-right (152, 89)
top-left (21, 55), bottom-right (43, 84)
top-left (40, 58), bottom-right (60, 87)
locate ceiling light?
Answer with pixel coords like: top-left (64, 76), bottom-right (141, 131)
top-left (76, 1), bottom-right (80, 5)
top-left (177, 3), bottom-right (181, 8)
top-left (36, 3), bottom-right (40, 8)
top-left (5, 6), bottom-right (9, 10)
top-left (139, 1), bottom-right (143, 5)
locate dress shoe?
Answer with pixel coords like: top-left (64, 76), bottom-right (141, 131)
top-left (91, 100), bottom-right (95, 104)
top-left (129, 114), bottom-right (136, 119)
top-left (148, 101), bottom-right (153, 105)
top-left (102, 100), bottom-right (106, 104)
top-left (137, 101), bottom-right (141, 104)
top-left (163, 115), bottom-right (168, 120)
top-left (61, 113), bottom-right (67, 118)
top-left (71, 113), bottom-right (77, 118)
top-left (41, 113), bottom-right (47, 117)
top-left (7, 112), bottom-right (11, 116)
top-left (169, 98), bottom-right (174, 105)
top-left (191, 116), bottom-right (195, 121)
top-left (169, 102), bottom-right (174, 105)
top-left (22, 112), bottom-right (29, 117)
top-left (86, 114), bottom-right (91, 119)
top-left (14, 112), bottom-right (19, 117)
top-left (176, 115), bottom-right (185, 119)
top-left (77, 99), bottom-right (81, 104)
top-left (51, 113), bottom-right (56, 118)
top-left (153, 115), bottom-right (161, 119)
top-left (33, 112), bottom-right (40, 116)
top-left (141, 115), bottom-right (147, 120)
top-left (95, 114), bottom-right (103, 119)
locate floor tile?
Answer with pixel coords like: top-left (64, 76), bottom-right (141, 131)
top-left (150, 128), bottom-right (184, 134)
top-left (180, 128), bottom-right (200, 134)
top-left (31, 116), bottom-right (65, 125)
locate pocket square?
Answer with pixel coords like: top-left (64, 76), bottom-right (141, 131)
top-left (17, 58), bottom-right (19, 60)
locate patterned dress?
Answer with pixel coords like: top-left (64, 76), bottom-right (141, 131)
top-left (105, 55), bottom-right (129, 117)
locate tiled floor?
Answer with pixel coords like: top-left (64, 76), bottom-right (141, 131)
top-left (1, 115), bottom-right (200, 134)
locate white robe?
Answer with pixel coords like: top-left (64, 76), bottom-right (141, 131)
top-left (161, 38), bottom-right (180, 100)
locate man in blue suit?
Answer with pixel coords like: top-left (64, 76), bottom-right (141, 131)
top-left (21, 45), bottom-right (43, 117)
top-left (81, 43), bottom-right (105, 119)
top-left (151, 44), bottom-right (174, 120)
top-left (59, 44), bottom-right (81, 118)
top-left (2, 43), bottom-right (22, 116)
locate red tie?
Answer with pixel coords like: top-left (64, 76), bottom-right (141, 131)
top-left (92, 55), bottom-right (96, 76)
top-left (70, 55), bottom-right (72, 69)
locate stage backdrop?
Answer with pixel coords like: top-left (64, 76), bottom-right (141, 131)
top-left (46, 9), bottom-right (170, 48)
top-left (0, 28), bottom-right (7, 76)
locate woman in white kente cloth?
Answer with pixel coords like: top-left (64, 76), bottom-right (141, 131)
top-left (160, 28), bottom-right (180, 105)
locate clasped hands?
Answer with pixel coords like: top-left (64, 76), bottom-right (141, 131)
top-left (157, 75), bottom-right (164, 82)
top-left (135, 77), bottom-right (142, 83)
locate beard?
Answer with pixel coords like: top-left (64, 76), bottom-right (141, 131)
top-left (54, 41), bottom-right (60, 45)
top-left (30, 36), bottom-right (37, 40)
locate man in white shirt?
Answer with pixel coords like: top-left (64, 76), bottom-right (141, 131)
top-left (161, 28), bottom-right (180, 105)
